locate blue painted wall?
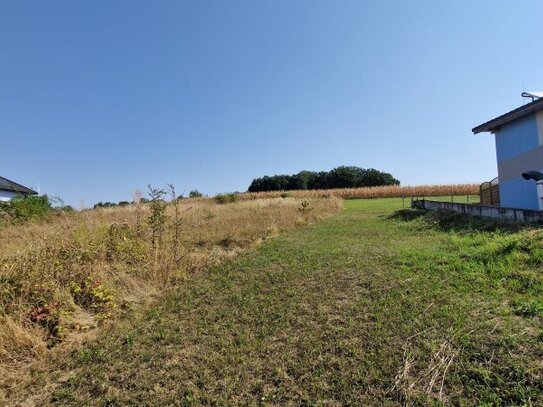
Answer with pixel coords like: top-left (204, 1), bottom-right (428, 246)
top-left (499, 178), bottom-right (539, 209)
top-left (494, 113), bottom-right (539, 162)
top-left (494, 112), bottom-right (542, 210)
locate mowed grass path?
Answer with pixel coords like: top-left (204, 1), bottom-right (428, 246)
top-left (47, 199), bottom-right (542, 405)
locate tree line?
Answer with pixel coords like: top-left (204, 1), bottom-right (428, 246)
top-left (248, 166), bottom-right (399, 192)
top-left (92, 190), bottom-right (204, 209)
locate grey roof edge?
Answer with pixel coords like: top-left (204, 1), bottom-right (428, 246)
top-left (0, 176), bottom-right (38, 195)
top-left (472, 97), bottom-right (543, 134)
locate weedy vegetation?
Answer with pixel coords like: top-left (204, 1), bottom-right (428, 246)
top-left (0, 191), bottom-right (342, 403)
top-left (0, 195), bottom-right (53, 225)
top-left (214, 192), bottom-right (239, 204)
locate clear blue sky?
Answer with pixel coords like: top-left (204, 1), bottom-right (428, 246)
top-left (2, 1), bottom-right (542, 207)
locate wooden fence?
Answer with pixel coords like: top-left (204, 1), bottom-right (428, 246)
top-left (480, 177), bottom-right (499, 206)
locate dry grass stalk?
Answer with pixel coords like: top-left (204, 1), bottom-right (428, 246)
top-left (391, 335), bottom-right (458, 404)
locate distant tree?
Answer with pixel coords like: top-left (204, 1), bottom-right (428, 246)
top-left (296, 170), bottom-right (317, 190)
top-left (307, 171), bottom-right (329, 190)
top-left (247, 166), bottom-right (400, 192)
top-left (93, 201), bottom-right (118, 209)
top-left (360, 168), bottom-right (400, 187)
top-left (189, 190), bottom-right (203, 198)
top-left (326, 166), bottom-right (364, 188)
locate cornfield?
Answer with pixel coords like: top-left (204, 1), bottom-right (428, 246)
top-left (237, 183), bottom-right (479, 201)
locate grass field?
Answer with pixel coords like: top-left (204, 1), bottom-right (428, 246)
top-left (10, 197), bottom-right (542, 405)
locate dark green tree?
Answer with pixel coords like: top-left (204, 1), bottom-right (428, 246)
top-left (248, 166), bottom-right (400, 192)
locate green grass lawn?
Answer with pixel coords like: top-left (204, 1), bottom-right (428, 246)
top-left (44, 198), bottom-right (542, 405)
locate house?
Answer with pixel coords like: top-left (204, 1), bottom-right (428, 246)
top-left (0, 176), bottom-right (38, 202)
top-left (473, 94), bottom-right (543, 210)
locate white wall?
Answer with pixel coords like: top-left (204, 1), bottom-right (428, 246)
top-left (0, 189), bottom-right (18, 202)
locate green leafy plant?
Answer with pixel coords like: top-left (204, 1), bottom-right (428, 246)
top-left (514, 301), bottom-right (543, 317)
top-left (71, 276), bottom-right (116, 316)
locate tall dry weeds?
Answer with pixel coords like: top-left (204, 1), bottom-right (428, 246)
top-left (0, 196), bottom-right (342, 401)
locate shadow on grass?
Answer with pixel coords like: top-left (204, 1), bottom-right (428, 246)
top-left (390, 208), bottom-right (537, 234)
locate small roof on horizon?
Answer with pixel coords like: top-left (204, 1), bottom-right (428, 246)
top-left (473, 96), bottom-right (543, 134)
top-left (0, 176), bottom-right (38, 195)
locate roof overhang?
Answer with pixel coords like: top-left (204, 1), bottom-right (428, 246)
top-left (472, 97), bottom-right (543, 134)
top-left (0, 176), bottom-right (38, 195)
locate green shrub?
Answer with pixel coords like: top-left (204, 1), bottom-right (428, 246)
top-left (215, 193), bottom-right (238, 204)
top-left (71, 276), bottom-right (116, 316)
top-left (105, 223), bottom-right (147, 265)
top-left (3, 194), bottom-right (52, 222)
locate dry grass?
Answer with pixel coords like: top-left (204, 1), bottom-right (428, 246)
top-left (0, 196), bottom-right (342, 402)
top-left (237, 183), bottom-right (479, 200)
top-left (391, 335), bottom-right (458, 403)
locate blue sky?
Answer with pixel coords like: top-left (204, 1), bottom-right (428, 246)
top-left (1, 1), bottom-right (543, 207)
